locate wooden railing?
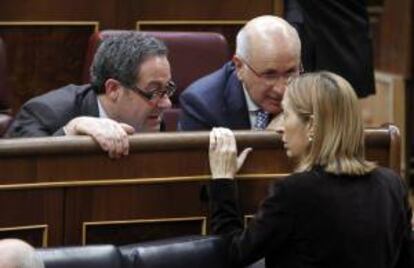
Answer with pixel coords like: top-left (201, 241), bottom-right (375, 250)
top-left (0, 126), bottom-right (400, 247)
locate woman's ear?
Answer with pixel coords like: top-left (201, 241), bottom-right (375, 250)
top-left (306, 115), bottom-right (315, 142)
top-left (104, 79), bottom-right (121, 101)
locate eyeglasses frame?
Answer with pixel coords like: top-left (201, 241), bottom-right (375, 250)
top-left (129, 80), bottom-right (177, 103)
top-left (237, 55), bottom-right (303, 85)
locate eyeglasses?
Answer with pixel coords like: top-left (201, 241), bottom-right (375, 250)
top-left (238, 56), bottom-right (302, 86)
top-left (130, 80), bottom-right (176, 102)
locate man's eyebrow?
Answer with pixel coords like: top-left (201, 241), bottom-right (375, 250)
top-left (262, 65), bottom-right (298, 73)
top-left (261, 69), bottom-right (279, 74)
top-left (145, 81), bottom-right (164, 88)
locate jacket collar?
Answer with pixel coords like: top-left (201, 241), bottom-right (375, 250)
top-left (223, 63), bottom-right (251, 129)
top-left (79, 85), bottom-right (100, 117)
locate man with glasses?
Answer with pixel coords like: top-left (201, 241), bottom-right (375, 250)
top-left (6, 32), bottom-right (174, 158)
top-left (178, 15), bottom-right (301, 131)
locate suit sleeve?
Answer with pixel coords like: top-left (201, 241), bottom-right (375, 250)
top-left (6, 101), bottom-right (65, 137)
top-left (209, 179), bottom-right (293, 267)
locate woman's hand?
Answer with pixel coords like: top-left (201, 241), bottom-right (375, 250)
top-left (209, 127), bottom-right (252, 179)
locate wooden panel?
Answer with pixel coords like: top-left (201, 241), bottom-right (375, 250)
top-left (65, 183), bottom-right (208, 245)
top-left (0, 189), bottom-right (63, 246)
top-left (0, 1), bottom-right (118, 28)
top-left (130, 0), bottom-right (276, 20)
top-left (83, 217), bottom-right (206, 245)
top-left (0, 22), bottom-right (97, 112)
top-left (0, 132), bottom-right (291, 182)
top-left (0, 128), bottom-right (399, 245)
top-left (0, 225), bottom-right (48, 247)
top-left (377, 0), bottom-right (413, 77)
top-left (137, 20), bottom-right (245, 55)
top-left (0, 1), bottom-right (280, 26)
top-left (360, 72), bottom-right (406, 177)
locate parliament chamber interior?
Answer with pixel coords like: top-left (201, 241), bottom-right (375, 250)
top-left (0, 0), bottom-right (413, 267)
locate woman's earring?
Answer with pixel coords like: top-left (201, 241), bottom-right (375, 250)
top-left (308, 135), bottom-right (313, 142)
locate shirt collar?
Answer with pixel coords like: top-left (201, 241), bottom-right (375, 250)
top-left (97, 97), bottom-right (109, 118)
top-left (242, 83), bottom-right (261, 112)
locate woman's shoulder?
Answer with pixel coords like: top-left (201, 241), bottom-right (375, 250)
top-left (277, 168), bottom-right (325, 190)
top-left (370, 166), bottom-right (406, 191)
top-left (283, 166), bottom-right (326, 182)
top-left (371, 166), bottom-right (400, 178)
top-left (281, 166), bottom-right (402, 187)
top-left (277, 166), bottom-right (407, 201)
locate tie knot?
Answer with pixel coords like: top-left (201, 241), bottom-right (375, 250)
top-left (254, 110), bottom-right (269, 130)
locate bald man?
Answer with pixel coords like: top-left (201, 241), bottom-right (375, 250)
top-left (0, 239), bottom-right (44, 268)
top-left (178, 15), bottom-right (301, 131)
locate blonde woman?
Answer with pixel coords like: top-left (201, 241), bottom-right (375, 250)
top-left (208, 72), bottom-right (412, 268)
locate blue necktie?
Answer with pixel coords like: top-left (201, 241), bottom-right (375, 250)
top-left (254, 110), bottom-right (269, 130)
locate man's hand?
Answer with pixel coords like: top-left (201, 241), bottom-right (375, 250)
top-left (64, 116), bottom-right (135, 159)
top-left (209, 127), bottom-right (252, 179)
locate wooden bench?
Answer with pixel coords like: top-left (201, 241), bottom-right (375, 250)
top-left (0, 125), bottom-right (401, 247)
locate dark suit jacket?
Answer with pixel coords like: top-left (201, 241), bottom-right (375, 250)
top-left (284, 0), bottom-right (375, 97)
top-left (209, 166), bottom-right (412, 268)
top-left (6, 84), bottom-right (99, 137)
top-left (178, 62), bottom-right (250, 131)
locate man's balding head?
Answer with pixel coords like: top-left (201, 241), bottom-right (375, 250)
top-left (236, 15), bottom-right (301, 61)
top-left (233, 15), bottom-right (302, 116)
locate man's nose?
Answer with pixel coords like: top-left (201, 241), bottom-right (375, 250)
top-left (157, 94), bottom-right (172, 109)
top-left (271, 78), bottom-right (288, 95)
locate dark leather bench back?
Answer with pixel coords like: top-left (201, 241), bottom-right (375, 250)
top-left (120, 236), bottom-right (227, 268)
top-left (36, 245), bottom-right (122, 268)
top-left (35, 236), bottom-right (266, 268)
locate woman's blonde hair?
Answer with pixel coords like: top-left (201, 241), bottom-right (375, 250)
top-left (285, 71), bottom-right (376, 175)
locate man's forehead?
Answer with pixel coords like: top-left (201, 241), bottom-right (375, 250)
top-left (249, 40), bottom-right (298, 62)
top-left (136, 56), bottom-right (171, 85)
top-left (252, 55), bottom-right (300, 73)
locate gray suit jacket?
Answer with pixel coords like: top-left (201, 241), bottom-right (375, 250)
top-left (6, 84), bottom-right (99, 137)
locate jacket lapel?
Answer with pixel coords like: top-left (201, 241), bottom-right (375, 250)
top-left (79, 85), bottom-right (100, 117)
top-left (224, 71), bottom-right (251, 129)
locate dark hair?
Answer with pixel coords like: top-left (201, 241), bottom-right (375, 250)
top-left (90, 32), bottom-right (168, 94)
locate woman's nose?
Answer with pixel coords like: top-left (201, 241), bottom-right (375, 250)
top-left (276, 126), bottom-right (284, 135)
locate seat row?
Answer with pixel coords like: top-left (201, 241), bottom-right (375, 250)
top-left (37, 235), bottom-right (265, 268)
top-left (0, 30), bottom-right (231, 135)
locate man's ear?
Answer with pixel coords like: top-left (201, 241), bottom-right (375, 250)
top-left (232, 55), bottom-right (244, 81)
top-left (104, 79), bottom-right (121, 101)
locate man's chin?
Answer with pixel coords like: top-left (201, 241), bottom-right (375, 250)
top-left (133, 122), bottom-right (161, 133)
top-left (264, 105), bottom-right (282, 115)
top-left (139, 114), bottom-right (160, 130)
top-left (142, 120), bottom-right (162, 132)
top-left (137, 124), bottom-right (159, 132)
